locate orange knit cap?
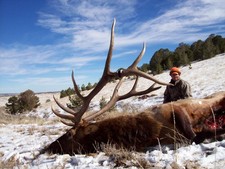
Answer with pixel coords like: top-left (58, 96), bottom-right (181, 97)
top-left (170, 67), bottom-right (181, 75)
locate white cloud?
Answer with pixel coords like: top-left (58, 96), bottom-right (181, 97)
top-left (136, 0), bottom-right (225, 43)
top-left (37, 0), bottom-right (225, 49)
top-left (0, 42), bottom-right (107, 77)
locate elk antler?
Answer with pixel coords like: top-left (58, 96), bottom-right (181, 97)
top-left (52, 18), bottom-right (171, 127)
top-left (84, 77), bottom-right (161, 122)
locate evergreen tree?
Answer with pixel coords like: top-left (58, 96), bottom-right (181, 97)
top-left (139, 63), bottom-right (150, 72)
top-left (174, 43), bottom-right (192, 66)
top-left (149, 48), bottom-right (171, 74)
top-left (67, 94), bottom-right (83, 111)
top-left (81, 84), bottom-right (86, 91)
top-left (86, 82), bottom-right (92, 90)
top-left (212, 35), bottom-right (225, 53)
top-left (202, 35), bottom-right (216, 59)
top-left (5, 96), bottom-right (20, 114)
top-left (146, 34), bottom-right (224, 75)
top-left (191, 40), bottom-right (204, 60)
top-left (60, 87), bottom-right (75, 98)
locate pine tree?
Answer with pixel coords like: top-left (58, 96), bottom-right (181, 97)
top-left (5, 96), bottom-right (20, 114)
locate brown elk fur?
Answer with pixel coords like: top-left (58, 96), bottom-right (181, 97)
top-left (151, 91), bottom-right (225, 142)
top-left (46, 112), bottom-right (163, 154)
top-left (45, 91), bottom-right (225, 155)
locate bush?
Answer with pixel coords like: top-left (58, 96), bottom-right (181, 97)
top-left (67, 94), bottom-right (83, 111)
top-left (99, 96), bottom-right (115, 112)
top-left (5, 96), bottom-right (20, 114)
top-left (5, 89), bottom-right (40, 114)
top-left (46, 99), bottom-right (51, 103)
top-left (99, 96), bottom-right (107, 109)
top-left (19, 90), bottom-right (40, 111)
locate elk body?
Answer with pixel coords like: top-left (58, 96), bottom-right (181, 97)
top-left (46, 91), bottom-right (225, 154)
top-left (44, 19), bottom-right (225, 155)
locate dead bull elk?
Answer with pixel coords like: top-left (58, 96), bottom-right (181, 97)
top-left (44, 19), bottom-right (225, 155)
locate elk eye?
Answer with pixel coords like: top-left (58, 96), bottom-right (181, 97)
top-left (117, 68), bottom-right (124, 77)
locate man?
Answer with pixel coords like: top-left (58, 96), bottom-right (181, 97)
top-left (163, 67), bottom-right (192, 103)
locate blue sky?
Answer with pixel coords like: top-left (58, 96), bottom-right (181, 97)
top-left (1, 0), bottom-right (225, 94)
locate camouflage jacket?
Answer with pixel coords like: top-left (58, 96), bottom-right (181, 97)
top-left (163, 79), bottom-right (192, 103)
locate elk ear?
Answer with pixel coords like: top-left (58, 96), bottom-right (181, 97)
top-left (84, 124), bottom-right (99, 135)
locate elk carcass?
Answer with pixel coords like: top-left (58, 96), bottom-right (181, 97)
top-left (44, 19), bottom-right (225, 155)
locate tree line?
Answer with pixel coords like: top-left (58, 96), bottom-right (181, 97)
top-left (62, 34), bottom-right (225, 99)
top-left (139, 34), bottom-right (225, 74)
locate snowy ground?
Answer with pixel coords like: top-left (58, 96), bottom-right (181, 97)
top-left (0, 53), bottom-right (225, 168)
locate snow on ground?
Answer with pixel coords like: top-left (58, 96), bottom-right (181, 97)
top-left (0, 54), bottom-right (225, 168)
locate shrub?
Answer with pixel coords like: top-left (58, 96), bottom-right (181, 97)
top-left (19, 89), bottom-right (40, 111)
top-left (5, 96), bottom-right (20, 114)
top-left (99, 96), bottom-right (115, 112)
top-left (46, 99), bottom-right (51, 103)
top-left (5, 89), bottom-right (40, 114)
top-left (67, 94), bottom-right (83, 111)
top-left (99, 96), bottom-right (107, 109)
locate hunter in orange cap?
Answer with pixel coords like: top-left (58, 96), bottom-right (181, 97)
top-left (170, 67), bottom-right (181, 75)
top-left (163, 67), bottom-right (192, 103)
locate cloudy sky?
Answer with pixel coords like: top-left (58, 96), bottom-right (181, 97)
top-left (1, 0), bottom-right (225, 93)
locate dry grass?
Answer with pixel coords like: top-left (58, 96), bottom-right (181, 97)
top-left (0, 107), bottom-right (58, 125)
top-left (0, 153), bottom-right (28, 169)
top-left (96, 143), bottom-right (152, 168)
top-left (97, 143), bottom-right (199, 168)
top-left (0, 112), bottom-right (48, 125)
top-left (94, 140), bottom-right (199, 168)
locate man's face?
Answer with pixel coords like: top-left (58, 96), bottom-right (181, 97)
top-left (170, 72), bottom-right (180, 81)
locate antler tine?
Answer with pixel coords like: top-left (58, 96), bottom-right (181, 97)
top-left (51, 106), bottom-right (75, 121)
top-left (72, 70), bottom-right (84, 100)
top-left (121, 67), bottom-right (171, 86)
top-left (84, 77), bottom-right (125, 121)
top-left (104, 18), bottom-right (116, 75)
top-left (129, 43), bottom-right (146, 69)
top-left (139, 82), bottom-right (161, 95)
top-left (118, 42), bottom-right (171, 86)
top-left (118, 76), bottom-right (161, 101)
top-left (84, 77), bottom-right (161, 122)
top-left (53, 95), bottom-right (76, 115)
top-left (60, 120), bottom-right (75, 127)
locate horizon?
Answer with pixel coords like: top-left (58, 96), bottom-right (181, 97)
top-left (1, 0), bottom-right (225, 93)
